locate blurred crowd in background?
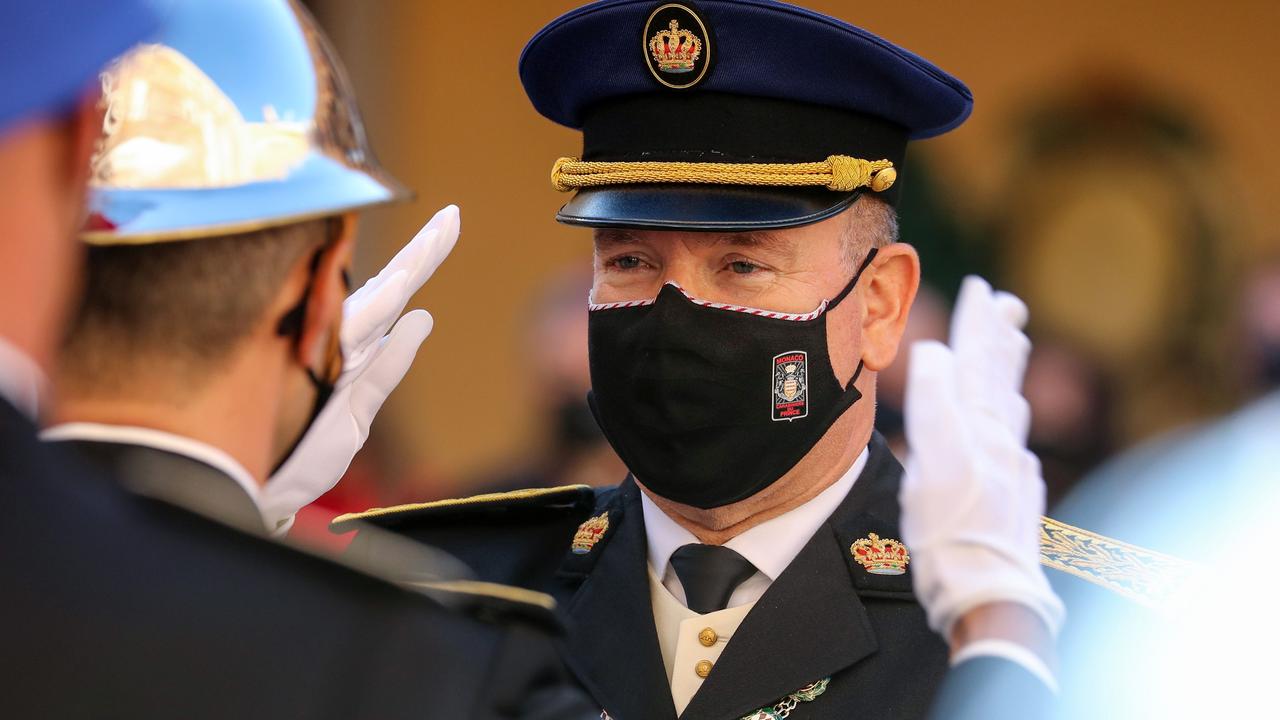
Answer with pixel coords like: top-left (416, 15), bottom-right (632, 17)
top-left (290, 1), bottom-right (1280, 549)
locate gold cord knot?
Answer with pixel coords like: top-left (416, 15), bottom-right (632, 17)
top-left (825, 155), bottom-right (869, 192)
top-left (551, 156), bottom-right (579, 192)
top-left (826, 155), bottom-right (896, 192)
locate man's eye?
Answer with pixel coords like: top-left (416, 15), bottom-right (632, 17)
top-left (611, 255), bottom-right (644, 270)
top-left (729, 260), bottom-right (759, 274)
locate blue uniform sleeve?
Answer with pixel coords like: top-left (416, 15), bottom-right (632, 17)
top-left (928, 655), bottom-right (1053, 720)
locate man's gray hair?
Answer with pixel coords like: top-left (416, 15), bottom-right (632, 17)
top-left (840, 196), bottom-right (899, 269)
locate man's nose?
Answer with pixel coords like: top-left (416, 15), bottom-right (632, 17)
top-left (657, 260), bottom-right (713, 300)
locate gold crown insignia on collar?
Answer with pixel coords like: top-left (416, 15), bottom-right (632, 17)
top-left (850, 533), bottom-right (910, 576)
top-left (649, 19), bottom-right (702, 72)
top-left (572, 512), bottom-right (610, 555)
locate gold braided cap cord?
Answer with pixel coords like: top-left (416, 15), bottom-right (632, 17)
top-left (551, 155), bottom-right (897, 193)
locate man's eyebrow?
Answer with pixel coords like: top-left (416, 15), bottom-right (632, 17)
top-left (592, 228), bottom-right (796, 256)
top-left (718, 231), bottom-right (795, 257)
top-left (593, 228), bottom-right (642, 248)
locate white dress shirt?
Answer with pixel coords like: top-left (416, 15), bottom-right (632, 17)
top-left (41, 422), bottom-right (266, 521)
top-left (0, 336), bottom-right (46, 420)
top-left (642, 448), bottom-right (867, 610)
top-left (641, 449), bottom-right (867, 712)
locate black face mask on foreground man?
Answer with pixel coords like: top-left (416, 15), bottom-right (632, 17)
top-left (587, 248), bottom-right (878, 508)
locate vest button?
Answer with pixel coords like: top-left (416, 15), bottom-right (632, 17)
top-left (695, 660), bottom-right (713, 678)
top-left (698, 627), bottom-right (718, 646)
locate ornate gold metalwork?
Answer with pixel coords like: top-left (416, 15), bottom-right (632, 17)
top-left (1039, 516), bottom-right (1196, 609)
top-left (643, 4), bottom-right (712, 89)
top-left (649, 19), bottom-right (702, 72)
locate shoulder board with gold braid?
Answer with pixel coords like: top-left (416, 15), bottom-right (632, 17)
top-left (330, 484), bottom-right (595, 533)
top-left (1040, 516), bottom-right (1197, 610)
top-left (334, 487), bottom-right (1193, 609)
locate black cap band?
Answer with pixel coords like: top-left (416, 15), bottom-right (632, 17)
top-left (558, 92), bottom-right (910, 230)
top-left (583, 92), bottom-right (908, 170)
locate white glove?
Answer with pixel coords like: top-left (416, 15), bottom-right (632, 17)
top-left (900, 276), bottom-right (1064, 639)
top-left (259, 205), bottom-right (462, 534)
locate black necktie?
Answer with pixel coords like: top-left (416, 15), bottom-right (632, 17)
top-left (668, 543), bottom-right (758, 614)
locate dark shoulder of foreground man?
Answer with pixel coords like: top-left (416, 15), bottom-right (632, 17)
top-left (2, 416), bottom-right (595, 719)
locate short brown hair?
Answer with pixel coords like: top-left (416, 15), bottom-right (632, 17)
top-left (61, 219), bottom-right (334, 399)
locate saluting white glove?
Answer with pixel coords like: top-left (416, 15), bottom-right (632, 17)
top-left (259, 205), bottom-right (462, 534)
top-left (900, 276), bottom-right (1064, 639)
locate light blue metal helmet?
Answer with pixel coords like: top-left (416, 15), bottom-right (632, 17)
top-left (82, 0), bottom-right (409, 245)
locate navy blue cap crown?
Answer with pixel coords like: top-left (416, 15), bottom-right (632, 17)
top-left (519, 0), bottom-right (974, 231)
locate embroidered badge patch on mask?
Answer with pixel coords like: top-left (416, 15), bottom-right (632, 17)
top-left (772, 351), bottom-right (809, 421)
top-left (643, 3), bottom-right (711, 89)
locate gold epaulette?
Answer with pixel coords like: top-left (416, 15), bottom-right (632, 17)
top-left (330, 484), bottom-right (593, 532)
top-left (1039, 516), bottom-right (1198, 610)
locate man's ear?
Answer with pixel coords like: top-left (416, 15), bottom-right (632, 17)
top-left (296, 213), bottom-right (357, 368)
top-left (861, 242), bottom-right (920, 372)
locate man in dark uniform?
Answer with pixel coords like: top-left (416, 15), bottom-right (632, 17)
top-left (338, 2), bottom-right (1072, 718)
top-left (2, 2), bottom-right (595, 717)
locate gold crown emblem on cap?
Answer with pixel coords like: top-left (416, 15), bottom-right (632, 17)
top-left (850, 533), bottom-right (910, 575)
top-left (571, 512), bottom-right (610, 554)
top-left (649, 19), bottom-right (702, 73)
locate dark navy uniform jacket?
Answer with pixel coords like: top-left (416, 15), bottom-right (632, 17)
top-left (0, 399), bottom-right (596, 720)
top-left (339, 432), bottom-right (1050, 720)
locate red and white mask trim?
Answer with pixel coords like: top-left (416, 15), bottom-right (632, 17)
top-left (587, 281), bottom-right (829, 322)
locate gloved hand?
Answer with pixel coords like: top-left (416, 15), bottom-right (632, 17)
top-left (259, 205), bottom-right (461, 534)
top-left (900, 276), bottom-right (1064, 639)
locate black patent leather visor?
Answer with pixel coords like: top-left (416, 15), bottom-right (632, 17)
top-left (556, 184), bottom-right (865, 232)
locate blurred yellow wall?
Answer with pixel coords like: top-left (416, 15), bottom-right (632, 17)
top-left (310, 0), bottom-right (1280, 496)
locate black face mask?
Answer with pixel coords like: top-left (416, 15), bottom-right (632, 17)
top-left (551, 396), bottom-right (607, 454)
top-left (271, 249), bottom-right (346, 474)
top-left (587, 248), bottom-right (877, 509)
